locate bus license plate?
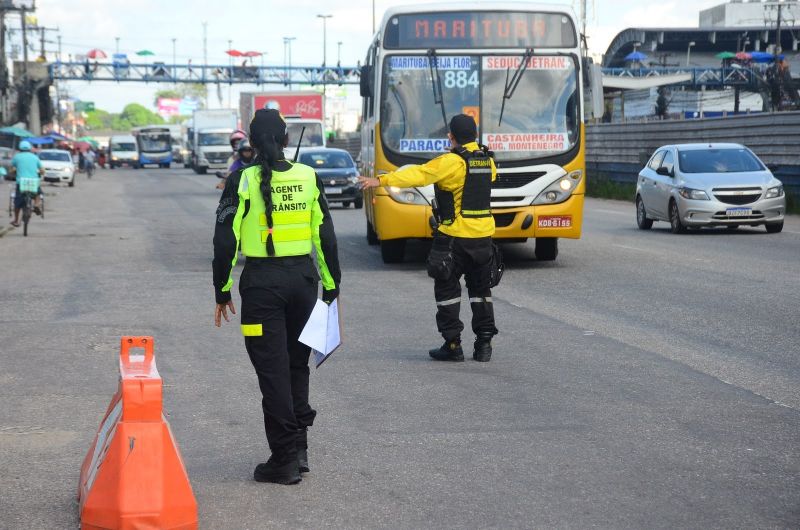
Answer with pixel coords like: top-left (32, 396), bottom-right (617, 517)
top-left (726, 208), bottom-right (751, 217)
top-left (326, 187), bottom-right (342, 194)
top-left (538, 215), bottom-right (572, 228)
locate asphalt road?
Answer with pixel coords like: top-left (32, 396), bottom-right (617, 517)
top-left (1, 167), bottom-right (798, 529)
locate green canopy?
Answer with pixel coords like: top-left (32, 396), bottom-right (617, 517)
top-left (716, 51), bottom-right (736, 59)
top-left (136, 50), bottom-right (155, 56)
top-left (77, 136), bottom-right (99, 148)
top-left (0, 126), bottom-right (34, 137)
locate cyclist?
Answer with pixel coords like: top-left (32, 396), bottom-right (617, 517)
top-left (10, 140), bottom-right (43, 227)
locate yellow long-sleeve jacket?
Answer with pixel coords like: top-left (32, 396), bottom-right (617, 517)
top-left (378, 142), bottom-right (497, 239)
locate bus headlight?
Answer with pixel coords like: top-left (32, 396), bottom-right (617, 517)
top-left (387, 186), bottom-right (429, 205)
top-left (533, 170), bottom-right (582, 205)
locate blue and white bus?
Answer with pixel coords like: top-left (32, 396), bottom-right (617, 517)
top-left (133, 126), bottom-right (173, 169)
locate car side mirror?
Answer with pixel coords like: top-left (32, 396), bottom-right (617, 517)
top-left (655, 166), bottom-right (672, 177)
top-left (767, 163), bottom-right (779, 173)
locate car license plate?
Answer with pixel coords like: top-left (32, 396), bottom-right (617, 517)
top-left (537, 215), bottom-right (572, 228)
top-left (326, 187), bottom-right (343, 195)
top-left (726, 208), bottom-right (752, 218)
top-left (46, 171), bottom-right (58, 177)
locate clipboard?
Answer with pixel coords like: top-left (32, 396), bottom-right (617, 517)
top-left (298, 298), bottom-right (342, 368)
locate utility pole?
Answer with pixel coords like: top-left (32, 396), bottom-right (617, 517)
top-left (56, 34), bottom-right (62, 131)
top-left (283, 37), bottom-right (295, 90)
top-left (775, 2), bottom-right (782, 55)
top-left (337, 41), bottom-right (342, 66)
top-left (115, 37), bottom-right (119, 54)
top-left (21, 7), bottom-right (29, 85)
top-left (172, 37), bottom-right (176, 86)
top-left (317, 14), bottom-right (332, 101)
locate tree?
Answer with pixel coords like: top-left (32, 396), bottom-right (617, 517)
top-left (119, 103), bottom-right (164, 127)
top-left (85, 109), bottom-right (113, 130)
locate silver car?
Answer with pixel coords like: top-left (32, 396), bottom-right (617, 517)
top-left (636, 143), bottom-right (786, 233)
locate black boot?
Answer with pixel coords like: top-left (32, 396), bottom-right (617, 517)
top-left (473, 334), bottom-right (493, 362)
top-left (254, 455), bottom-right (302, 485)
top-left (429, 339), bottom-right (464, 362)
top-left (297, 448), bottom-right (309, 473)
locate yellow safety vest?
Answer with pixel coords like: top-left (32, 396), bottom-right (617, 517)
top-left (238, 163), bottom-right (317, 257)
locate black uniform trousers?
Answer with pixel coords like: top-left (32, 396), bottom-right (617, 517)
top-left (239, 256), bottom-right (318, 462)
top-left (431, 233), bottom-right (498, 341)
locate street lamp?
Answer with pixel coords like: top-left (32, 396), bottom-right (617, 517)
top-left (337, 41), bottom-right (342, 67)
top-left (686, 41), bottom-right (695, 67)
top-left (171, 37), bottom-right (176, 84)
top-left (317, 14), bottom-right (332, 67)
top-left (283, 36), bottom-right (296, 90)
top-left (115, 37), bottom-right (120, 55)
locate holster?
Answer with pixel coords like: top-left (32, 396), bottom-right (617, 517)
top-left (426, 232), bottom-right (456, 281)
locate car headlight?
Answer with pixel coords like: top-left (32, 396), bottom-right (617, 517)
top-left (347, 176), bottom-right (359, 185)
top-left (678, 187), bottom-right (709, 200)
top-left (62, 167), bottom-right (71, 172)
top-left (766, 185), bottom-right (784, 199)
top-left (112, 156), bottom-right (118, 161)
top-left (132, 154), bottom-right (139, 160)
top-left (387, 186), bottom-right (429, 205)
top-left (533, 170), bottom-right (582, 205)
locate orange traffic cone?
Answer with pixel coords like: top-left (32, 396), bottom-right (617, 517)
top-left (78, 337), bottom-right (198, 530)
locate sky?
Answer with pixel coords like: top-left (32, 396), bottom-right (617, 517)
top-left (30, 0), bottom-right (725, 113)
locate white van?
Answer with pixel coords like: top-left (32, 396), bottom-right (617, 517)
top-left (108, 135), bottom-right (139, 169)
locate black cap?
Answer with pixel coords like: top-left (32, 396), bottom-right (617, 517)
top-left (449, 114), bottom-right (477, 144)
top-left (249, 108), bottom-right (287, 141)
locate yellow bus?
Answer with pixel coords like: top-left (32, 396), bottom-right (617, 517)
top-left (359, 3), bottom-right (603, 263)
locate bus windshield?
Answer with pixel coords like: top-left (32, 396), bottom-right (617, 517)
top-left (137, 132), bottom-right (171, 152)
top-left (380, 54), bottom-right (578, 162)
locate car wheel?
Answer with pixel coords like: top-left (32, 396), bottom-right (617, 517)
top-left (535, 238), bottom-right (558, 261)
top-left (366, 220), bottom-right (378, 246)
top-left (669, 199), bottom-right (686, 234)
top-left (380, 239), bottom-right (406, 263)
top-left (636, 195), bottom-right (653, 230)
top-left (68, 179), bottom-right (74, 188)
top-left (765, 222), bottom-right (783, 234)
top-left (354, 197), bottom-right (363, 209)
top-left (342, 201), bottom-right (351, 208)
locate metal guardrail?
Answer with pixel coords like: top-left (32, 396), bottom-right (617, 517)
top-left (49, 61), bottom-right (361, 85)
top-left (601, 67), bottom-right (758, 88)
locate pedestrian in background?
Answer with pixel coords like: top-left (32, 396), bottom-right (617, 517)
top-left (212, 109), bottom-right (341, 485)
top-left (360, 114), bottom-right (500, 362)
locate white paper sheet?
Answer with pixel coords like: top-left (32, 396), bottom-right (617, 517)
top-left (298, 298), bottom-right (341, 367)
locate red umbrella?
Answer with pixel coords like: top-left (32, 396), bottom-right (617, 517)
top-left (735, 51), bottom-right (752, 60)
top-left (86, 49), bottom-right (107, 59)
top-left (242, 51), bottom-right (262, 57)
top-left (225, 49), bottom-right (243, 57)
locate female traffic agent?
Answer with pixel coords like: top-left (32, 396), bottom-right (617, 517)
top-left (212, 109), bottom-right (341, 485)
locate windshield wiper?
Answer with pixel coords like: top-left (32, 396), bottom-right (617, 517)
top-left (427, 48), bottom-right (448, 132)
top-left (498, 47), bottom-right (534, 126)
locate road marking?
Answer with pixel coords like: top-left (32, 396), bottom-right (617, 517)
top-left (593, 209), bottom-right (629, 216)
top-left (612, 244), bottom-right (648, 252)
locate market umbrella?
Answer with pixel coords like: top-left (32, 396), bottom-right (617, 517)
top-left (715, 51), bottom-right (736, 59)
top-left (0, 125), bottom-right (34, 137)
top-left (624, 51), bottom-right (647, 62)
top-left (87, 49), bottom-right (107, 59)
top-left (242, 51), bottom-right (262, 57)
top-left (225, 49), bottom-right (243, 57)
top-left (735, 51), bottom-right (752, 60)
top-left (750, 51), bottom-right (774, 63)
top-left (136, 49), bottom-right (155, 56)
top-left (77, 136), bottom-right (99, 148)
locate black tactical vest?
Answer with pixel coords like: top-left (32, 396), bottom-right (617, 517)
top-left (434, 145), bottom-right (494, 224)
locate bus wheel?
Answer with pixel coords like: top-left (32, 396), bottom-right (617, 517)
top-left (535, 238), bottom-right (558, 261)
top-left (366, 220), bottom-right (378, 246)
top-left (380, 239), bottom-right (405, 263)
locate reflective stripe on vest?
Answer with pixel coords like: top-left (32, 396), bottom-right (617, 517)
top-left (239, 164), bottom-right (317, 257)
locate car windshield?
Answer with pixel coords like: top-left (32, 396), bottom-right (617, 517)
top-left (299, 151), bottom-right (354, 169)
top-left (380, 54), bottom-right (578, 162)
top-left (678, 149), bottom-right (764, 173)
top-left (111, 142), bottom-right (135, 151)
top-left (39, 151), bottom-right (71, 162)
top-left (287, 123), bottom-right (324, 147)
top-left (198, 133), bottom-right (231, 146)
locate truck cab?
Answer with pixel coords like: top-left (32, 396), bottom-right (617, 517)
top-left (193, 128), bottom-right (233, 174)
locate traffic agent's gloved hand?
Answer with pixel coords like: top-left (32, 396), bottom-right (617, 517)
top-left (322, 286), bottom-right (339, 304)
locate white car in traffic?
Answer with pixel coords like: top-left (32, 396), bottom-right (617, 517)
top-left (39, 149), bottom-right (76, 187)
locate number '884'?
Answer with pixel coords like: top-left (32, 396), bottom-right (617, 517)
top-left (443, 70), bottom-right (479, 88)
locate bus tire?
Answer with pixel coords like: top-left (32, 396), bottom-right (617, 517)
top-left (366, 220), bottom-right (378, 246)
top-left (380, 239), bottom-right (405, 263)
top-left (535, 238), bottom-right (558, 261)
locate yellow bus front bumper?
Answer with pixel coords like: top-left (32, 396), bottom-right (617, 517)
top-left (373, 193), bottom-right (584, 241)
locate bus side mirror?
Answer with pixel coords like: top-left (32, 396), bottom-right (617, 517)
top-left (590, 63), bottom-right (604, 120)
top-left (360, 65), bottom-right (373, 98)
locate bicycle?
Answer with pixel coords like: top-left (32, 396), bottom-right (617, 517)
top-left (17, 177), bottom-right (42, 237)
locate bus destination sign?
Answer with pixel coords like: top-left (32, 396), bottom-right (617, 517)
top-left (384, 11), bottom-right (576, 49)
